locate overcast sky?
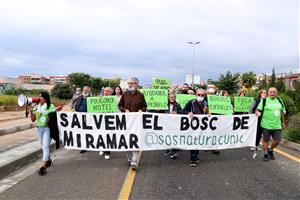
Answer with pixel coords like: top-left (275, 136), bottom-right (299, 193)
top-left (0, 0), bottom-right (298, 85)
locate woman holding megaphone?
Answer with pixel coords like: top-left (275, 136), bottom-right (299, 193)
top-left (29, 91), bottom-right (55, 176)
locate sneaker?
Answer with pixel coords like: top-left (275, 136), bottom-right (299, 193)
top-left (45, 159), bottom-right (52, 168)
top-left (195, 158), bottom-right (200, 163)
top-left (250, 147), bottom-right (256, 151)
top-left (80, 150), bottom-right (86, 154)
top-left (99, 151), bottom-right (104, 156)
top-left (256, 146), bottom-right (262, 151)
top-left (263, 154), bottom-right (270, 162)
top-left (164, 151), bottom-right (170, 156)
top-left (38, 167), bottom-right (47, 176)
top-left (104, 154), bottom-right (110, 160)
top-left (190, 161), bottom-right (197, 167)
top-left (131, 163), bottom-right (137, 171)
top-left (268, 150), bottom-right (275, 160)
top-left (170, 153), bottom-right (178, 159)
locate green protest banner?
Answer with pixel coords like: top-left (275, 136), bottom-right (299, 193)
top-left (234, 96), bottom-right (254, 112)
top-left (140, 89), bottom-right (168, 110)
top-left (176, 94), bottom-right (196, 109)
top-left (152, 78), bottom-right (171, 90)
top-left (87, 96), bottom-right (117, 113)
top-left (207, 95), bottom-right (233, 115)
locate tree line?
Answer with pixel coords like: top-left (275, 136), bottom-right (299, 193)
top-left (212, 68), bottom-right (287, 95)
top-left (51, 73), bottom-right (120, 99)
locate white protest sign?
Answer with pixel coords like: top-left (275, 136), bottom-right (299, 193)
top-left (57, 112), bottom-right (257, 151)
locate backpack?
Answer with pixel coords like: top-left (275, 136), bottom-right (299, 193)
top-left (260, 97), bottom-right (284, 118)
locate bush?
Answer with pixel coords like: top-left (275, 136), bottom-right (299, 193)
top-left (51, 97), bottom-right (70, 107)
top-left (51, 84), bottom-right (73, 100)
top-left (4, 87), bottom-right (44, 97)
top-left (278, 93), bottom-right (297, 121)
top-left (285, 128), bottom-right (300, 144)
top-left (0, 95), bottom-right (17, 106)
top-left (295, 91), bottom-right (300, 114)
top-left (285, 90), bottom-right (300, 113)
top-left (3, 87), bottom-right (18, 95)
top-left (288, 113), bottom-right (300, 128)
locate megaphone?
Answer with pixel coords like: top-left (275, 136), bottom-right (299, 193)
top-left (17, 94), bottom-right (40, 107)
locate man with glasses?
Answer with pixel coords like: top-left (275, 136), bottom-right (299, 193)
top-left (118, 77), bottom-right (147, 170)
top-left (182, 89), bottom-right (208, 167)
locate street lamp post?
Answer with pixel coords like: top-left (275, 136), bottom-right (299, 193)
top-left (188, 41), bottom-right (200, 89)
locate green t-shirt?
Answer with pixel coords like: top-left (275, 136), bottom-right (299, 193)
top-left (33, 103), bottom-right (56, 127)
top-left (257, 97), bottom-right (285, 130)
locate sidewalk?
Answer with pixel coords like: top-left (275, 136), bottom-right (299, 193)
top-left (0, 111), bottom-right (25, 123)
top-left (0, 128), bottom-right (36, 153)
top-left (0, 106), bottom-right (71, 179)
top-left (0, 140), bottom-right (56, 179)
top-left (0, 118), bottom-right (35, 136)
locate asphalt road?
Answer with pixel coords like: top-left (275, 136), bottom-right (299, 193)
top-left (0, 147), bottom-right (299, 200)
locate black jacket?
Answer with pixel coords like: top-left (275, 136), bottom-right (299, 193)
top-left (165, 102), bottom-right (182, 114)
top-left (74, 95), bottom-right (89, 112)
top-left (182, 99), bottom-right (208, 114)
top-left (48, 111), bottom-right (60, 149)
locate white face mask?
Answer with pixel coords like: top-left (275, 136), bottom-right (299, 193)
top-left (83, 93), bottom-right (89, 97)
top-left (128, 87), bottom-right (136, 92)
top-left (197, 96), bottom-right (204, 102)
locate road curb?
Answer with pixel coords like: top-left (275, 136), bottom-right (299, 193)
top-left (0, 116), bottom-right (24, 123)
top-left (0, 141), bottom-right (57, 180)
top-left (280, 139), bottom-right (300, 152)
top-left (0, 123), bottom-right (35, 136)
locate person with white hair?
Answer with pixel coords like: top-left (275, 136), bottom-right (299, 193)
top-left (118, 77), bottom-right (147, 170)
top-left (206, 87), bottom-right (216, 95)
top-left (256, 87), bottom-right (286, 162)
top-left (102, 87), bottom-right (113, 160)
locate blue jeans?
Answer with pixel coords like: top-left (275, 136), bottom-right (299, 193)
top-left (37, 127), bottom-right (51, 161)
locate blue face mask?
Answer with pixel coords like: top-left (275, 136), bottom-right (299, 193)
top-left (197, 96), bottom-right (204, 102)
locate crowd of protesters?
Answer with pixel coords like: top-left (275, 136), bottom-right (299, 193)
top-left (29, 77), bottom-right (286, 175)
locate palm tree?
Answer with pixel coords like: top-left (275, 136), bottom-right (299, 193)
top-left (216, 71), bottom-right (240, 94)
top-left (241, 71), bottom-right (256, 90)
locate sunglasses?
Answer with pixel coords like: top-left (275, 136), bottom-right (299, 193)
top-left (197, 94), bottom-right (205, 97)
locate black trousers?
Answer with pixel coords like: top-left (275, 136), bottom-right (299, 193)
top-left (190, 150), bottom-right (199, 161)
top-left (256, 118), bottom-right (263, 146)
